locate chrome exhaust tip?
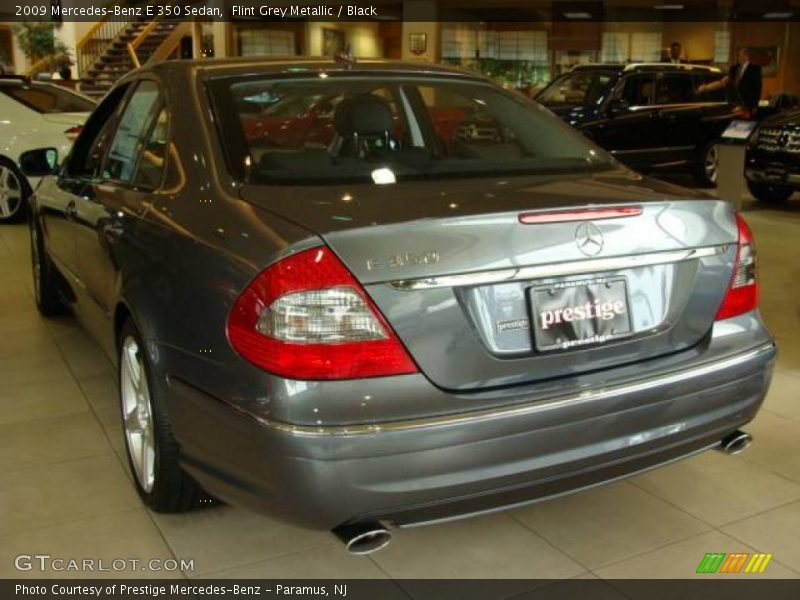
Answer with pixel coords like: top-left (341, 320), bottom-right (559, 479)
top-left (333, 521), bottom-right (392, 555)
top-left (720, 430), bottom-right (753, 455)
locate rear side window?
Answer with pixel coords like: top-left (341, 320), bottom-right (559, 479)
top-left (656, 75), bottom-right (694, 104)
top-left (134, 106), bottom-right (169, 190)
top-left (537, 72), bottom-right (615, 107)
top-left (1, 83), bottom-right (95, 113)
top-left (619, 75), bottom-right (655, 106)
top-left (103, 81), bottom-right (161, 183)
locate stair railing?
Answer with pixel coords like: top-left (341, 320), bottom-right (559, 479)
top-left (74, 1), bottom-right (132, 78)
top-left (126, 18), bottom-right (161, 68)
top-left (127, 0), bottom-right (188, 68)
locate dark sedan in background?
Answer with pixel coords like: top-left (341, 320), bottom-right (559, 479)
top-left (537, 63), bottom-right (743, 186)
top-left (746, 109), bottom-right (800, 203)
top-left (21, 59), bottom-right (774, 554)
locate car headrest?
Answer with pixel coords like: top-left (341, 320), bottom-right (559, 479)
top-left (334, 94), bottom-right (394, 137)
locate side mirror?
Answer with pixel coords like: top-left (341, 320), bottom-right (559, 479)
top-left (19, 148), bottom-right (58, 177)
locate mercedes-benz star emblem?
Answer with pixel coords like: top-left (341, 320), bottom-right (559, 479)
top-left (575, 222), bottom-right (604, 256)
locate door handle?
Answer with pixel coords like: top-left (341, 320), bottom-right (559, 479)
top-left (655, 110), bottom-right (678, 121)
top-left (65, 200), bottom-right (77, 219)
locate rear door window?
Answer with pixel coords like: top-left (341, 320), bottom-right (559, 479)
top-left (133, 106), bottom-right (169, 190)
top-left (656, 74), bottom-right (694, 105)
top-left (103, 81), bottom-right (162, 183)
top-left (619, 75), bottom-right (655, 107)
top-left (537, 72), bottom-right (614, 106)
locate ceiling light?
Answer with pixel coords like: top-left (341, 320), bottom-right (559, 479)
top-left (563, 11), bottom-right (592, 19)
top-left (654, 4), bottom-right (684, 9)
top-left (763, 11), bottom-right (793, 18)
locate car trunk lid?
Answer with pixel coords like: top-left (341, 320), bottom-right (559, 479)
top-left (239, 170), bottom-right (738, 391)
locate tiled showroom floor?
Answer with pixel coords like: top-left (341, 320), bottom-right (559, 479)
top-left (1, 197), bottom-right (799, 584)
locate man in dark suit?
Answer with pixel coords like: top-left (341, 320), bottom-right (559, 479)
top-left (668, 42), bottom-right (686, 64)
top-left (728, 47), bottom-right (762, 110)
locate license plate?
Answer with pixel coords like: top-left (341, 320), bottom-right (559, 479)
top-left (529, 278), bottom-right (633, 352)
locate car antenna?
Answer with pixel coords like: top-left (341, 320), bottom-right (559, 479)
top-left (334, 44), bottom-right (356, 69)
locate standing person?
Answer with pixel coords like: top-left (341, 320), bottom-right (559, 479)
top-left (729, 47), bottom-right (762, 111)
top-left (668, 42), bottom-right (685, 64)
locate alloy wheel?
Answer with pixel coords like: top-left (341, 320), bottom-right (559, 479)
top-left (121, 336), bottom-right (156, 493)
top-left (704, 144), bottom-right (719, 184)
top-left (0, 165), bottom-right (23, 220)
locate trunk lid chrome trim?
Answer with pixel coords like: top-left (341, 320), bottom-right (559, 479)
top-left (388, 245), bottom-right (726, 290)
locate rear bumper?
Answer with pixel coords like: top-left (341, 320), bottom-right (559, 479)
top-left (170, 336), bottom-right (775, 530)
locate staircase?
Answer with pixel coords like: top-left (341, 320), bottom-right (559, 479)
top-left (79, 20), bottom-right (181, 97)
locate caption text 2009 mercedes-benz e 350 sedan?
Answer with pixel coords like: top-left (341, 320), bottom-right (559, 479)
top-left (20, 59), bottom-right (775, 554)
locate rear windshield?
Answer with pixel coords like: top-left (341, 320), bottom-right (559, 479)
top-left (537, 71), bottom-right (616, 107)
top-left (1, 83), bottom-right (95, 113)
top-left (208, 75), bottom-right (614, 185)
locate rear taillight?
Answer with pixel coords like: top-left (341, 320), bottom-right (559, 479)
top-left (64, 125), bottom-right (81, 142)
top-left (227, 246), bottom-right (418, 380)
top-left (715, 213), bottom-right (759, 321)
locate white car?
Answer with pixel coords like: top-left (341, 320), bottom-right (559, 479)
top-left (0, 75), bottom-right (94, 223)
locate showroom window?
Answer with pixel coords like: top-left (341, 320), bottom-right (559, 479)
top-left (630, 33), bottom-right (662, 62)
top-left (601, 32), bottom-right (663, 63)
top-left (714, 30), bottom-right (731, 65)
top-left (600, 32), bottom-right (629, 62)
top-left (442, 24), bottom-right (551, 90)
top-left (237, 28), bottom-right (296, 56)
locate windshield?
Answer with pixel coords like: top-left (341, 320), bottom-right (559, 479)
top-left (208, 75), bottom-right (614, 185)
top-left (537, 71), bottom-right (616, 107)
top-left (1, 83), bottom-right (95, 113)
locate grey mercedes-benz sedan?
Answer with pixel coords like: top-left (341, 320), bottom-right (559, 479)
top-left (21, 59), bottom-right (775, 554)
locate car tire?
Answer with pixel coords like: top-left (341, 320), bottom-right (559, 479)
top-left (30, 219), bottom-right (67, 317)
top-left (118, 319), bottom-right (215, 512)
top-left (0, 157), bottom-right (30, 223)
top-left (747, 181), bottom-right (794, 204)
top-left (693, 142), bottom-right (720, 187)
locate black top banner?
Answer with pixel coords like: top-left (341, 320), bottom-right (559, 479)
top-left (1, 0), bottom-right (799, 22)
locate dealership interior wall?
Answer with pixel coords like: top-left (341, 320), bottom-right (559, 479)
top-left (1, 0), bottom-right (800, 586)
top-left (3, 2), bottom-right (800, 96)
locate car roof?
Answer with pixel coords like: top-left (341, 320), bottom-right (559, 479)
top-left (568, 62), bottom-right (721, 75)
top-left (124, 57), bottom-right (490, 83)
top-left (569, 64), bottom-right (626, 73)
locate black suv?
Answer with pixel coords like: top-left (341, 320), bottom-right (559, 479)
top-left (537, 63), bottom-right (743, 185)
top-left (745, 109), bottom-right (800, 203)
